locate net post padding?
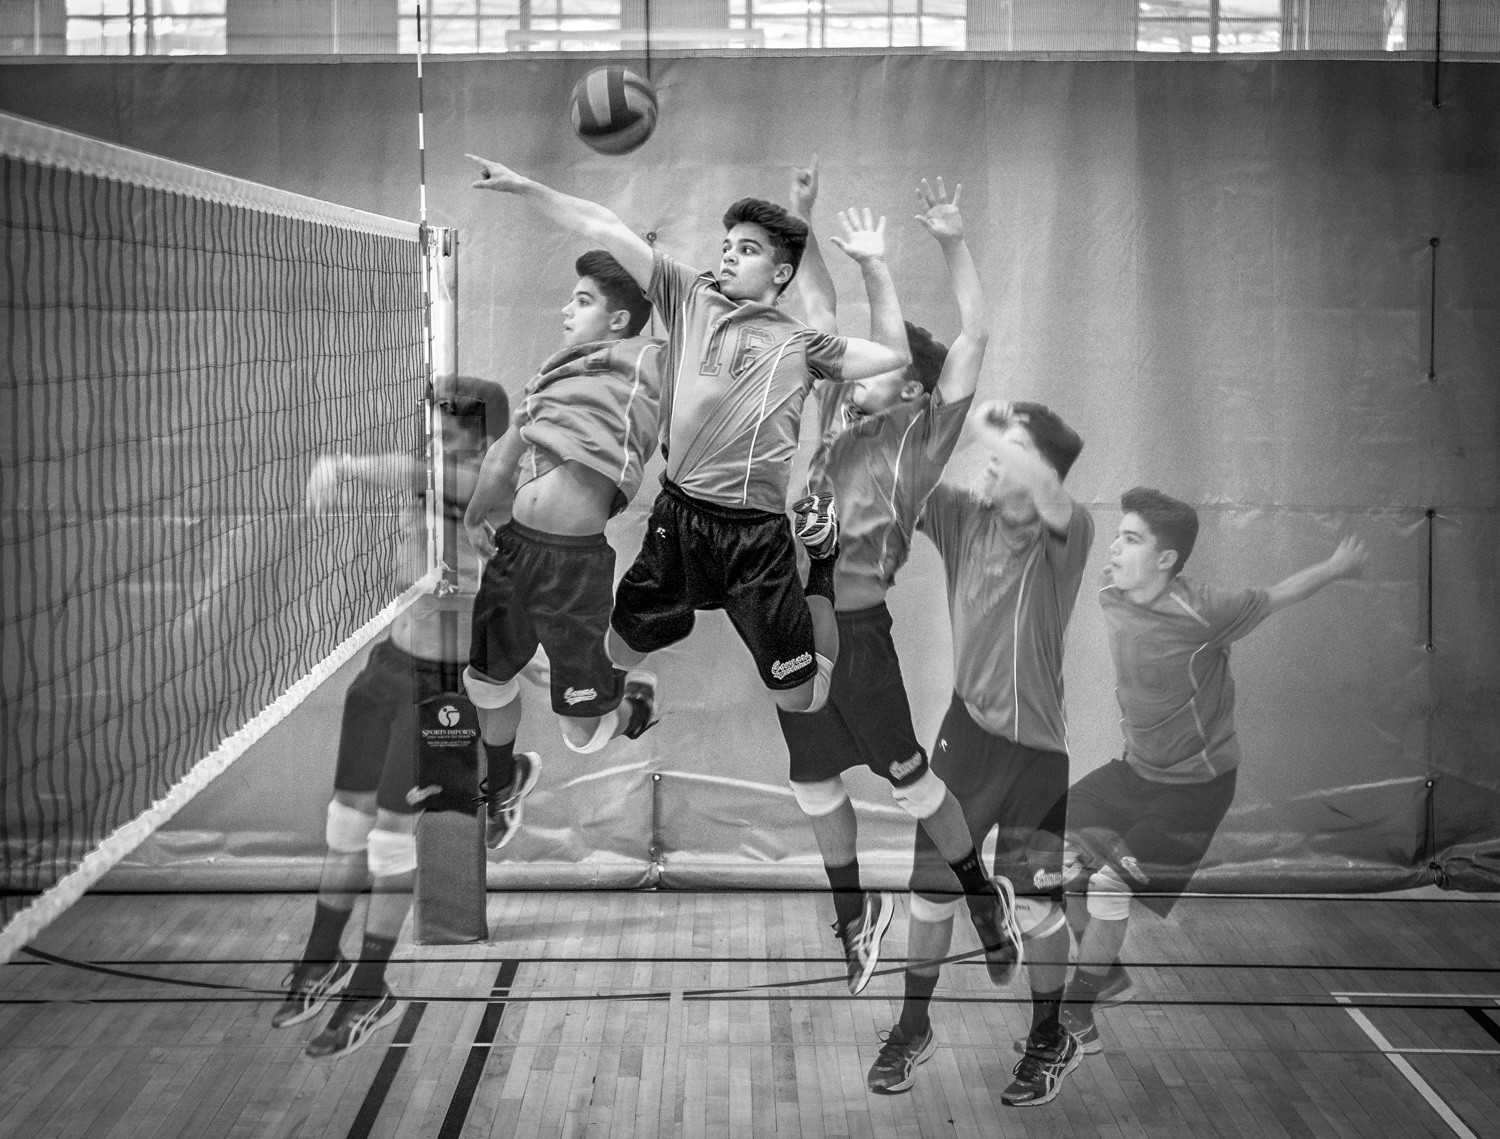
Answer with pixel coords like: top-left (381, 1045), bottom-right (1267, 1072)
top-left (0, 110), bottom-right (419, 242)
top-left (0, 566), bottom-right (439, 967)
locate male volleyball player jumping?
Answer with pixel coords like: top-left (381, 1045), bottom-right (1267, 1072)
top-left (867, 401), bottom-right (1094, 1107)
top-left (1053, 488), bottom-right (1367, 1055)
top-left (467, 153), bottom-right (912, 723)
top-left (276, 376), bottom-right (506, 1059)
top-left (462, 251), bottom-right (664, 824)
top-left (780, 164), bottom-right (1022, 999)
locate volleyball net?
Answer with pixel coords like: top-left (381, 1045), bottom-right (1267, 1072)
top-left (0, 112), bottom-right (438, 958)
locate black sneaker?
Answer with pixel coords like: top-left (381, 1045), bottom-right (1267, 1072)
top-left (866, 1023), bottom-right (936, 1094)
top-left (1002, 1027), bottom-right (1082, 1107)
top-left (621, 671), bottom-right (660, 739)
top-left (1017, 1014), bottom-right (1102, 1057)
top-left (967, 875), bottom-right (1023, 986)
top-left (272, 955), bottom-right (352, 1028)
top-left (791, 492), bottom-right (839, 561)
top-left (835, 891), bottom-right (894, 996)
top-left (305, 987), bottom-right (401, 1059)
top-left (481, 751), bottom-right (542, 850)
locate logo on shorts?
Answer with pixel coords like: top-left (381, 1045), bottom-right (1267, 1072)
top-left (938, 738), bottom-right (947, 752)
top-left (437, 705), bottom-right (461, 727)
top-left (406, 784), bottom-right (443, 806)
top-left (889, 751), bottom-right (925, 782)
top-left (770, 652), bottom-right (813, 681)
top-left (656, 526), bottom-right (667, 538)
top-left (564, 687), bottom-right (598, 706)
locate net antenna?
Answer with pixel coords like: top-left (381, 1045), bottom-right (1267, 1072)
top-left (0, 113), bottom-right (438, 965)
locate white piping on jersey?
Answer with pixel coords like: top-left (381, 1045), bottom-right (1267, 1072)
top-left (876, 406), bottom-right (926, 577)
top-left (523, 386), bottom-right (540, 485)
top-left (1170, 587), bottom-right (1212, 627)
top-left (1010, 542), bottom-right (1042, 742)
top-left (617, 341), bottom-right (661, 485)
top-left (738, 334), bottom-right (799, 506)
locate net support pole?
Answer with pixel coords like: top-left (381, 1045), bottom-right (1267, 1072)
top-left (425, 226), bottom-right (460, 597)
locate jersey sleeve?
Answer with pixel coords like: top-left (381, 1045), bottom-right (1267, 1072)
top-left (1197, 583), bottom-right (1273, 644)
top-left (648, 249), bottom-right (704, 335)
top-left (917, 480), bottom-right (967, 562)
top-left (802, 330), bottom-right (848, 383)
top-left (921, 386), bottom-right (972, 464)
top-left (1044, 502), bottom-right (1095, 601)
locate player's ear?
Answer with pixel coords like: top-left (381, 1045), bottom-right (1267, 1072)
top-left (607, 307), bottom-right (630, 333)
top-left (900, 378), bottom-right (924, 402)
top-left (1157, 547), bottom-right (1179, 573)
top-left (773, 261), bottom-right (795, 287)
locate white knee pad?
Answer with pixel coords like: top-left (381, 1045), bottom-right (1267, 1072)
top-left (909, 893), bottom-right (961, 923)
top-left (891, 768), bottom-right (948, 820)
top-left (563, 712), bottom-right (616, 754)
top-left (788, 776), bottom-right (849, 818)
top-left (1015, 896), bottom-right (1067, 941)
top-left (463, 665), bottom-right (520, 710)
top-left (366, 828), bottom-right (418, 878)
top-left (325, 800), bottom-right (375, 853)
top-left (1086, 864), bottom-right (1132, 921)
top-left (806, 653), bottom-right (833, 712)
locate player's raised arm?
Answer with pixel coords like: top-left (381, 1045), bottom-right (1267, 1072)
top-left (914, 178), bottom-right (989, 405)
top-left (467, 154), bottom-right (654, 289)
top-left (789, 156), bottom-right (838, 336)
top-left (1264, 535), bottom-right (1368, 614)
top-left (973, 401), bottom-right (1074, 535)
top-left (828, 207), bottom-right (910, 380)
top-left (305, 453), bottom-right (423, 515)
top-left (463, 423), bottom-right (527, 559)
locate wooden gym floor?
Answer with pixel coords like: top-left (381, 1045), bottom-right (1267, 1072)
top-left (1, 889), bottom-right (1497, 1138)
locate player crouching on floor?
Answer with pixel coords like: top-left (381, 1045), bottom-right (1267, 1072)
top-left (462, 250), bottom-right (665, 846)
top-left (278, 375), bottom-right (506, 1058)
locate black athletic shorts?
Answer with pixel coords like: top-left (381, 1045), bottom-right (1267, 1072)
top-left (611, 480), bottom-right (818, 690)
top-left (469, 519), bottom-right (625, 718)
top-left (910, 692), bottom-right (1069, 902)
top-left (777, 603), bottom-right (928, 786)
top-left (334, 636), bottom-right (459, 815)
top-left (1067, 758), bottom-right (1238, 916)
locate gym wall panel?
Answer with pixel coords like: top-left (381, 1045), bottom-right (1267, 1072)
top-left (3, 54), bottom-right (1495, 894)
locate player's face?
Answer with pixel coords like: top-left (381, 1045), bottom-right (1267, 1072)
top-left (1106, 513), bottom-right (1169, 590)
top-left (978, 421), bottom-right (1040, 508)
top-left (719, 223), bottom-right (791, 302)
top-left (844, 368), bottom-right (916, 419)
top-left (561, 277), bottom-right (621, 348)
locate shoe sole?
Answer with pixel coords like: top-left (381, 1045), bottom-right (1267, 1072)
top-left (305, 998), bottom-right (403, 1060)
top-left (848, 893), bottom-right (895, 996)
top-left (488, 753), bottom-right (543, 851)
top-left (1002, 1043), bottom-right (1083, 1107)
top-left (1016, 1032), bottom-right (1102, 1056)
top-left (984, 876), bottom-right (1025, 986)
top-left (868, 1031), bottom-right (937, 1095)
top-left (272, 963), bottom-right (352, 1029)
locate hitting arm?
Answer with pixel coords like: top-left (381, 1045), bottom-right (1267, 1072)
top-left (914, 178), bottom-right (989, 405)
top-left (789, 156), bottom-right (838, 336)
top-left (829, 208), bottom-right (910, 380)
top-left (462, 425), bottom-right (527, 559)
top-left (1264, 536), bottom-right (1368, 614)
top-left (975, 401), bottom-right (1074, 536)
top-left (467, 154), bottom-right (654, 289)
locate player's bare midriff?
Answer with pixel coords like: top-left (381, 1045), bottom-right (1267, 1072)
top-left (512, 459), bottom-right (618, 537)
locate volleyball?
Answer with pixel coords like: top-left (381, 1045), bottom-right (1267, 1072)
top-left (570, 66), bottom-right (658, 156)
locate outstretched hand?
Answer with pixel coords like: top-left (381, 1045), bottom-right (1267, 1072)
top-left (790, 155), bottom-right (819, 219)
top-left (1326, 534), bottom-right (1369, 581)
top-left (828, 207), bottom-right (887, 265)
top-left (914, 177), bottom-right (964, 242)
top-left (305, 455), bottom-right (347, 516)
top-left (466, 153), bottom-right (528, 193)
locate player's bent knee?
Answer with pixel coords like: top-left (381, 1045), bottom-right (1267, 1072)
top-left (891, 769), bottom-right (948, 820)
top-left (1015, 897), bottom-right (1067, 941)
top-left (561, 713), bottom-right (614, 754)
top-left (1086, 864), bottom-right (1132, 921)
top-left (463, 665), bottom-right (520, 709)
top-left (366, 828), bottom-right (418, 878)
top-left (909, 893), bottom-right (961, 924)
top-left (326, 799), bottom-right (375, 853)
top-left (788, 776), bottom-right (849, 818)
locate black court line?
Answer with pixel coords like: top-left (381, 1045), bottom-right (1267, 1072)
top-left (345, 1001), bottom-right (427, 1139)
top-left (1465, 1007), bottom-right (1500, 1047)
top-left (14, 954), bottom-right (1500, 972)
top-left (437, 959), bottom-right (520, 1139)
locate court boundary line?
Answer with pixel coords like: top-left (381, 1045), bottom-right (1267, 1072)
top-left (345, 1001), bottom-right (428, 1139)
top-left (0, 568), bottom-right (439, 968)
top-left (1334, 994), bottom-right (1483, 1139)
